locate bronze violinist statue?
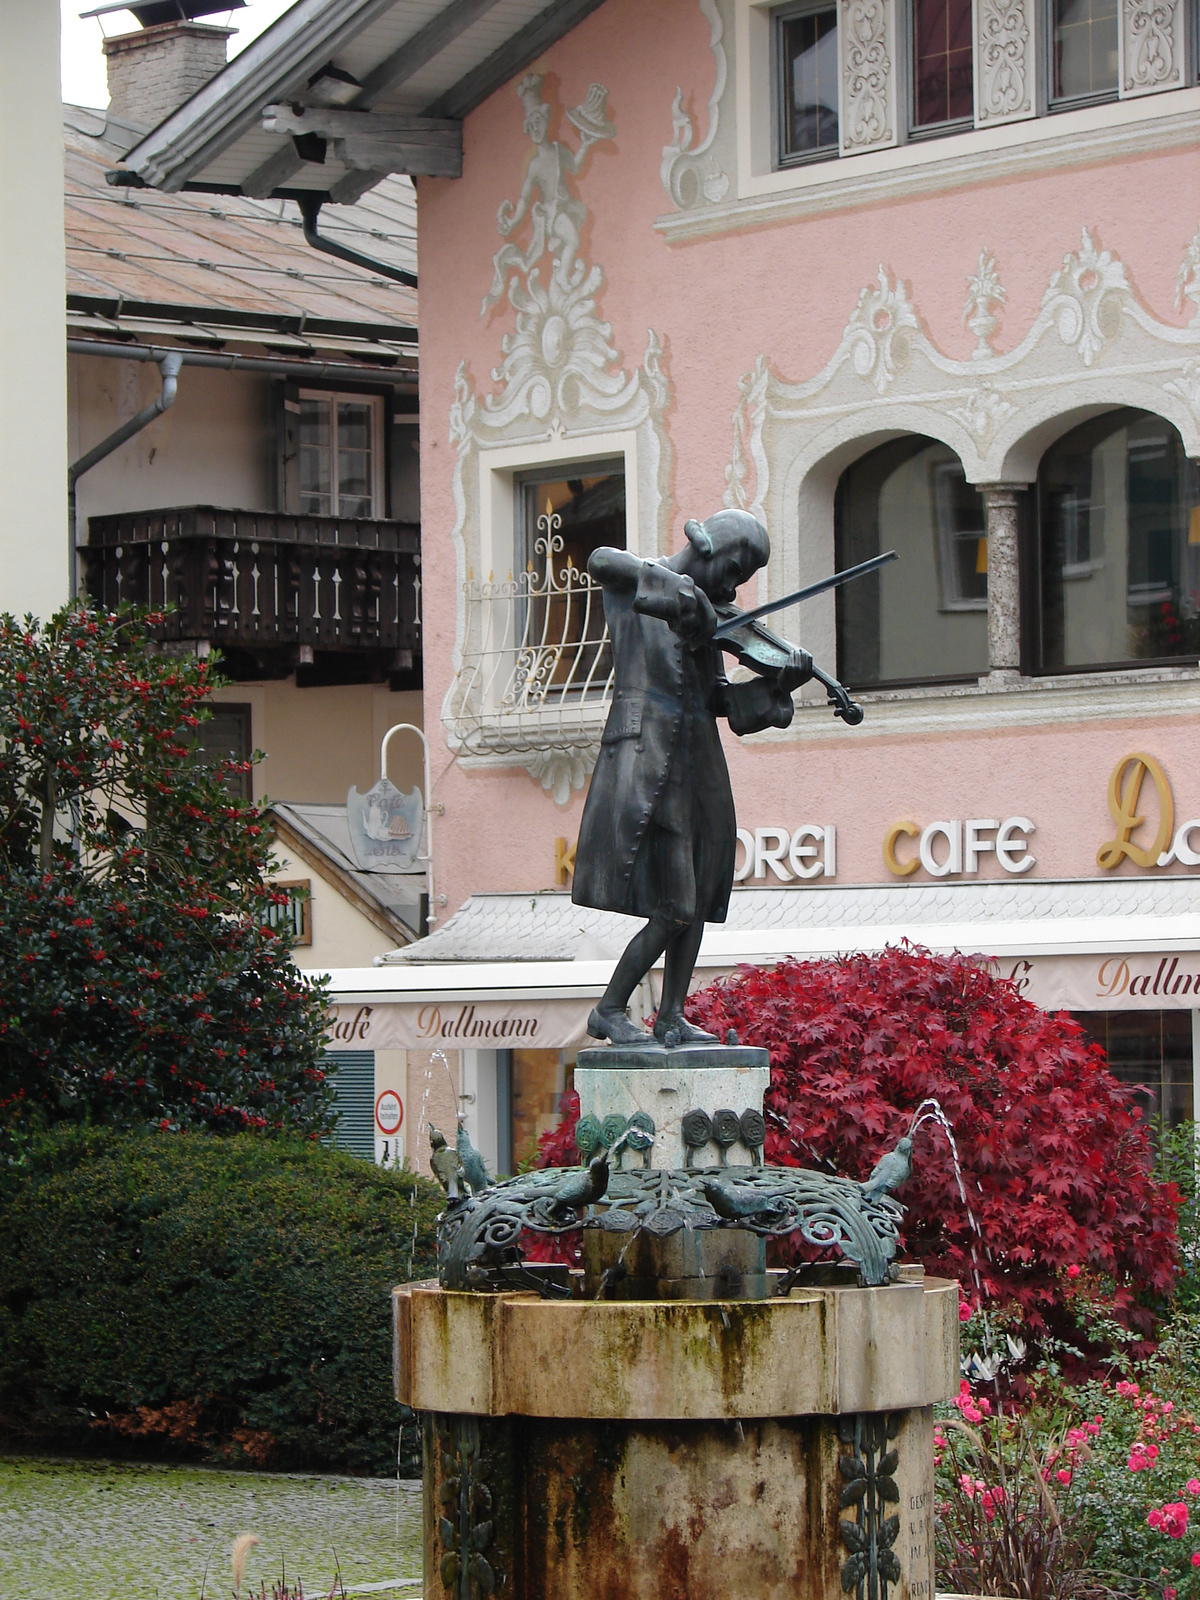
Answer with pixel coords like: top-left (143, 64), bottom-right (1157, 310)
top-left (572, 509), bottom-right (886, 1050)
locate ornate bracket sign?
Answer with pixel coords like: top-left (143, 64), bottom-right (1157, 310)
top-left (346, 777), bottom-right (424, 872)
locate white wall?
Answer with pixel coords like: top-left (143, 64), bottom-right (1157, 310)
top-left (69, 356), bottom-right (275, 526)
top-left (271, 838), bottom-right (399, 971)
top-left (212, 682), bottom-right (425, 803)
top-left (1, 2), bottom-right (68, 618)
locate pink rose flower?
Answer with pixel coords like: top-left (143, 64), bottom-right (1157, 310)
top-left (959, 1300), bottom-right (972, 1322)
top-left (1191, 1552), bottom-right (1200, 1568)
top-left (1067, 1264), bottom-right (1081, 1279)
top-left (1188, 1479), bottom-right (1200, 1497)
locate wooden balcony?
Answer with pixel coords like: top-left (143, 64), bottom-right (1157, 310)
top-left (84, 507), bottom-right (420, 681)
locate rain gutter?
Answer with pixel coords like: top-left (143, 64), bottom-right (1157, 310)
top-left (297, 194), bottom-right (417, 290)
top-left (67, 351), bottom-right (183, 600)
top-left (66, 337), bottom-right (417, 388)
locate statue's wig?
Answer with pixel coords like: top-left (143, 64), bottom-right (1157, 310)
top-left (684, 510), bottom-right (770, 568)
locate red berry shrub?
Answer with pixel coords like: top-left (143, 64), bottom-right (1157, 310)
top-left (0, 606), bottom-right (331, 1137)
top-left (683, 947), bottom-right (1178, 1342)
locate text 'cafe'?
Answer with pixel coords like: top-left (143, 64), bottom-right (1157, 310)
top-left (324, 751), bottom-right (1200, 1178)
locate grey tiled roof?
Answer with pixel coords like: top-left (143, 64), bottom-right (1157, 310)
top-left (380, 877), bottom-right (1200, 964)
top-left (65, 104), bottom-right (418, 335)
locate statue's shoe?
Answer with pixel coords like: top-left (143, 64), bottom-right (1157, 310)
top-left (653, 1014), bottom-right (718, 1048)
top-left (587, 1006), bottom-right (654, 1046)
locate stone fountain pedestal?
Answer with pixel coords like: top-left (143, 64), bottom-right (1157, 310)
top-left (404, 1038), bottom-right (959, 1598)
top-left (393, 1271), bottom-right (958, 1600)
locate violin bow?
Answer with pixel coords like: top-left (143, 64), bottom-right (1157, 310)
top-left (709, 550), bottom-right (898, 642)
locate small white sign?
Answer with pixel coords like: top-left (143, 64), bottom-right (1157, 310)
top-left (375, 1089), bottom-right (404, 1135)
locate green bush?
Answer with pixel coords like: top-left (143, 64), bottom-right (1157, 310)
top-left (0, 1128), bottom-right (440, 1474)
top-left (0, 606), bottom-right (332, 1138)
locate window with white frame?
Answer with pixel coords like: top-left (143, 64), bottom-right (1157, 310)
top-left (297, 391), bottom-right (384, 519)
top-left (835, 435), bottom-right (989, 687)
top-left (512, 461), bottom-right (624, 698)
top-left (775, 0), bottom-right (840, 163)
top-left (765, 0), bottom-right (1193, 175)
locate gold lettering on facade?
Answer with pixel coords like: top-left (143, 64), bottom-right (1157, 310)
top-left (883, 819), bottom-right (920, 876)
top-left (1097, 752), bottom-right (1174, 870)
top-left (555, 836), bottom-right (577, 884)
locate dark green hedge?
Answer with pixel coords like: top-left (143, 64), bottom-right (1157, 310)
top-left (0, 1128), bottom-right (440, 1474)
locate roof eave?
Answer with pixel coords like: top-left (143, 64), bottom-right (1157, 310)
top-left (123, 0), bottom-right (395, 192)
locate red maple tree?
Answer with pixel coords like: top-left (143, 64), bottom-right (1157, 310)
top-left (539, 946), bottom-right (1179, 1344)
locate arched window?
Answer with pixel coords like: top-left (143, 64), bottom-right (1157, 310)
top-left (1037, 410), bottom-right (1200, 672)
top-left (835, 435), bottom-right (987, 688)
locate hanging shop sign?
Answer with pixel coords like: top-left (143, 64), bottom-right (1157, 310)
top-left (375, 1089), bottom-right (404, 1135)
top-left (884, 818), bottom-right (1035, 878)
top-left (346, 777), bottom-right (424, 873)
top-left (735, 826), bottom-right (836, 882)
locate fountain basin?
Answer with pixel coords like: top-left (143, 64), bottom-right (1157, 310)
top-left (394, 1275), bottom-right (958, 1599)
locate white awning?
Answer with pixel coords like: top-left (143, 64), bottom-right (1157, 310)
top-left (323, 894), bottom-right (1200, 1050)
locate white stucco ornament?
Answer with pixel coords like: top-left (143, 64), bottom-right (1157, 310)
top-left (443, 75), bottom-right (674, 805)
top-left (483, 74), bottom-right (614, 317)
top-left (963, 250), bottom-right (1008, 358)
top-left (660, 0), bottom-right (730, 209)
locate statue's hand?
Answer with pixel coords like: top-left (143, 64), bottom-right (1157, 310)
top-left (496, 199), bottom-right (516, 235)
top-left (776, 645), bottom-right (813, 695)
top-left (674, 576), bottom-right (718, 644)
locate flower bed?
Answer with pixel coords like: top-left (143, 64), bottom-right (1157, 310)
top-left (938, 1300), bottom-right (1200, 1599)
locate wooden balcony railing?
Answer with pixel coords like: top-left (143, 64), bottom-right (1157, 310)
top-left (84, 507), bottom-right (421, 668)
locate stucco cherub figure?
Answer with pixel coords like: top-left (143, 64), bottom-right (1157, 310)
top-left (481, 72), bottom-right (615, 315)
top-left (571, 511), bottom-right (813, 1049)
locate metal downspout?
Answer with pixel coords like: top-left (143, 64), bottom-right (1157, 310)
top-left (67, 351), bottom-right (183, 600)
top-left (297, 194), bottom-right (417, 290)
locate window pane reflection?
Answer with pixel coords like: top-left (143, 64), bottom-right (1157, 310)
top-left (511, 1047), bottom-right (576, 1169)
top-left (836, 436), bottom-right (988, 687)
top-left (1052, 0), bottom-right (1118, 100)
top-left (781, 8), bottom-right (840, 159)
top-left (1037, 409), bottom-right (1200, 669)
top-left (337, 401), bottom-right (374, 519)
top-left (298, 393), bottom-right (379, 518)
top-left (1073, 1010), bottom-right (1194, 1132)
top-left (912, 0), bottom-right (973, 126)
top-left (299, 398), bottom-right (333, 516)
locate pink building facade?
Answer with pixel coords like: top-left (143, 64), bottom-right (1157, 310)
top-left (289, 0), bottom-right (1200, 1175)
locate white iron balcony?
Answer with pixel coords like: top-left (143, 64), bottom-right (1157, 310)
top-left (444, 538), bottom-right (613, 759)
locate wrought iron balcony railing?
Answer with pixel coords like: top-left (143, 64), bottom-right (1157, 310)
top-left (84, 507), bottom-right (421, 667)
top-left (443, 533), bottom-right (614, 758)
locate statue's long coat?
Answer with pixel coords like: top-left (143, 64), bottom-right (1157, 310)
top-left (571, 552), bottom-right (736, 924)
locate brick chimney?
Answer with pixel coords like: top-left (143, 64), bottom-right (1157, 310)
top-left (103, 21), bottom-right (233, 129)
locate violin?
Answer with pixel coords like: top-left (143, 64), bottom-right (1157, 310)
top-left (711, 604), bottom-right (864, 726)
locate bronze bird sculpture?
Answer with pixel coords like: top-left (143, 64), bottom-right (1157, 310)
top-left (456, 1120), bottom-right (491, 1194)
top-left (860, 1134), bottom-right (914, 1202)
top-left (700, 1175), bottom-right (786, 1222)
top-left (547, 1150), bottom-right (610, 1219)
top-left (429, 1124), bottom-right (466, 1200)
